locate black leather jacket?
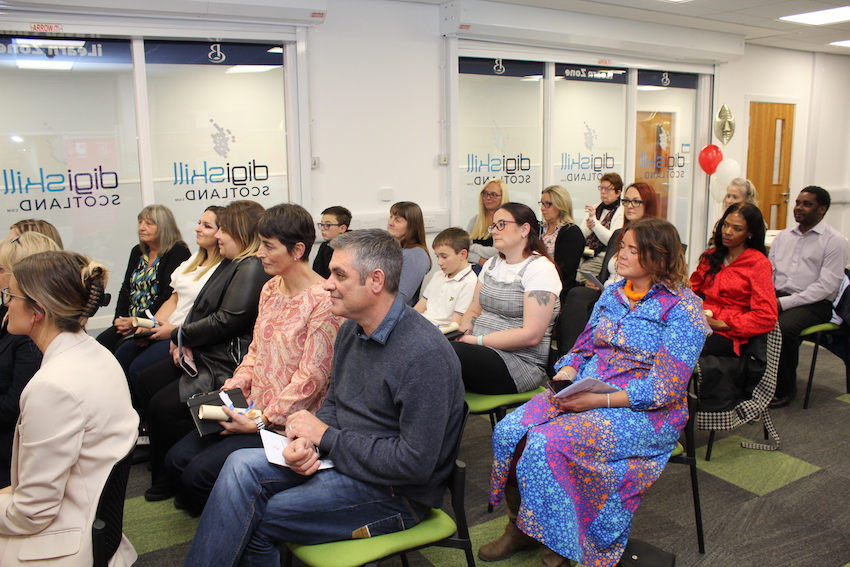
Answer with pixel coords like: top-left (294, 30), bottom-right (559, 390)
top-left (173, 256), bottom-right (271, 401)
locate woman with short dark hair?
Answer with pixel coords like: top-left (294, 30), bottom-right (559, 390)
top-left (163, 203), bottom-right (344, 513)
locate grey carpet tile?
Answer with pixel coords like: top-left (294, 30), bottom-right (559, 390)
top-left (127, 344), bottom-right (850, 566)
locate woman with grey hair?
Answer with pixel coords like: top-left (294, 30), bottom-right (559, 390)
top-left (96, 204), bottom-right (191, 352)
top-left (724, 178), bottom-right (757, 209)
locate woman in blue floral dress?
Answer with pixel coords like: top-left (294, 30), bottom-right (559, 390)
top-left (480, 218), bottom-right (709, 567)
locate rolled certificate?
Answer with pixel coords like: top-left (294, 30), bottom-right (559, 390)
top-left (131, 317), bottom-right (155, 329)
top-left (440, 322), bottom-right (460, 335)
top-left (197, 405), bottom-right (260, 421)
top-left (704, 310), bottom-right (713, 318)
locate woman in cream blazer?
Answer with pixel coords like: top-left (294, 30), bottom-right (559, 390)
top-left (0, 251), bottom-right (138, 566)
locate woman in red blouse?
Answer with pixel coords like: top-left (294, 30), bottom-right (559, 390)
top-left (690, 203), bottom-right (777, 409)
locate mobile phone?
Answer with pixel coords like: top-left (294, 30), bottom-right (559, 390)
top-left (547, 379), bottom-right (573, 395)
top-left (123, 331), bottom-right (155, 340)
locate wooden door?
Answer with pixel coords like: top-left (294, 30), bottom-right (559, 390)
top-left (746, 102), bottom-right (794, 230)
top-left (635, 111), bottom-right (673, 219)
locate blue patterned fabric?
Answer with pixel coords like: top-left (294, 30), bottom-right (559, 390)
top-left (489, 279), bottom-right (708, 566)
top-left (128, 253), bottom-right (160, 317)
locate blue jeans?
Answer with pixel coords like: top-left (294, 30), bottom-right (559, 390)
top-left (165, 430), bottom-right (263, 510)
top-left (183, 449), bottom-right (429, 567)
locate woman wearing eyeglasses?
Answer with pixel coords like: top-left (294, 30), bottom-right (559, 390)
top-left (453, 203), bottom-right (561, 395)
top-left (557, 183), bottom-right (659, 358)
top-left (0, 233), bottom-right (59, 489)
top-left (0, 251), bottom-right (137, 567)
top-left (387, 201), bottom-right (431, 306)
top-left (467, 179), bottom-right (510, 267)
top-left (577, 173), bottom-right (624, 281)
top-left (539, 186), bottom-right (584, 300)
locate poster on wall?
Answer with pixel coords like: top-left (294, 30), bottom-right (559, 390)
top-left (0, 36), bottom-right (144, 315)
top-left (146, 40), bottom-right (287, 234)
top-left (459, 58), bottom-right (543, 219)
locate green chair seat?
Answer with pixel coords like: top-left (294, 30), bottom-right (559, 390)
top-left (286, 509), bottom-right (456, 567)
top-left (800, 322), bottom-right (843, 409)
top-left (800, 322), bottom-right (840, 337)
top-left (465, 386), bottom-right (546, 427)
top-left (670, 441), bottom-right (684, 458)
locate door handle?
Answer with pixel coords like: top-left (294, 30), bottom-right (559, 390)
top-left (779, 192), bottom-right (790, 196)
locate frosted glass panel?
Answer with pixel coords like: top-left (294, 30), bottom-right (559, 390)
top-left (145, 40), bottom-right (287, 236)
top-left (0, 36), bottom-right (143, 304)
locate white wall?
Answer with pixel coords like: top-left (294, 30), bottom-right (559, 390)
top-left (714, 44), bottom-right (850, 234)
top-left (306, 0), bottom-right (445, 219)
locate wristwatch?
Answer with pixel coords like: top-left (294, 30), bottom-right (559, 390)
top-left (254, 415), bottom-right (266, 432)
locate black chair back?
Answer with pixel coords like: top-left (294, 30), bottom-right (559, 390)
top-left (92, 447), bottom-right (134, 567)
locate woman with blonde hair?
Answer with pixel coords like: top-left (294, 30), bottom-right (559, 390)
top-left (7, 219), bottom-right (63, 249)
top-left (539, 185), bottom-right (584, 299)
top-left (96, 204), bottom-right (191, 352)
top-left (137, 200), bottom-right (271, 502)
top-left (723, 178), bottom-right (757, 209)
top-left (113, 206), bottom-right (224, 393)
top-left (467, 179), bottom-right (510, 267)
top-left (387, 201), bottom-right (431, 306)
top-left (0, 251), bottom-right (137, 566)
top-left (0, 233), bottom-right (60, 487)
top-left (480, 218), bottom-right (708, 567)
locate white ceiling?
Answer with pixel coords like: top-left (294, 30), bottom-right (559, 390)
top-left (399, 0), bottom-right (850, 54)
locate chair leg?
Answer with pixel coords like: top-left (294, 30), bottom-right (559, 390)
top-left (688, 461), bottom-right (706, 554)
top-left (494, 407), bottom-right (507, 424)
top-left (705, 431), bottom-right (716, 462)
top-left (803, 333), bottom-right (822, 410)
top-left (400, 552), bottom-right (410, 567)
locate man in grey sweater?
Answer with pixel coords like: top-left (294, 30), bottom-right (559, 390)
top-left (183, 229), bottom-right (465, 567)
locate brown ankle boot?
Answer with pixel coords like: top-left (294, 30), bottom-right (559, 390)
top-left (540, 546), bottom-right (573, 567)
top-left (478, 486), bottom-right (539, 562)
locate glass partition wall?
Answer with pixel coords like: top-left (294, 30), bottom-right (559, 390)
top-left (0, 35), bottom-right (290, 309)
top-left (458, 56), bottom-right (703, 252)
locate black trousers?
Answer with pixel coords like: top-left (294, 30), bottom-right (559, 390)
top-left (451, 342), bottom-right (517, 394)
top-left (136, 358), bottom-right (195, 484)
top-left (775, 299), bottom-right (833, 398)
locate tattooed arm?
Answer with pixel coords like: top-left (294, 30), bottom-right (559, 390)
top-left (458, 289), bottom-right (557, 350)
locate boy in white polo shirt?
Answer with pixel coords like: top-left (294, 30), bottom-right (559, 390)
top-left (415, 227), bottom-right (477, 326)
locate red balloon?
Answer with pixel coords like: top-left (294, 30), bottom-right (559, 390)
top-left (698, 145), bottom-right (723, 175)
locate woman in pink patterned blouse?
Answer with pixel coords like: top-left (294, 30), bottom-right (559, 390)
top-left (163, 203), bottom-right (344, 513)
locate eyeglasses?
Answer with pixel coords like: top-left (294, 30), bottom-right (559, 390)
top-left (317, 222), bottom-right (341, 230)
top-left (1, 287), bottom-right (27, 306)
top-left (621, 198), bottom-right (644, 208)
top-left (481, 190), bottom-right (502, 199)
top-left (598, 185), bottom-right (616, 192)
top-left (538, 201), bottom-right (554, 208)
top-left (487, 220), bottom-right (519, 233)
